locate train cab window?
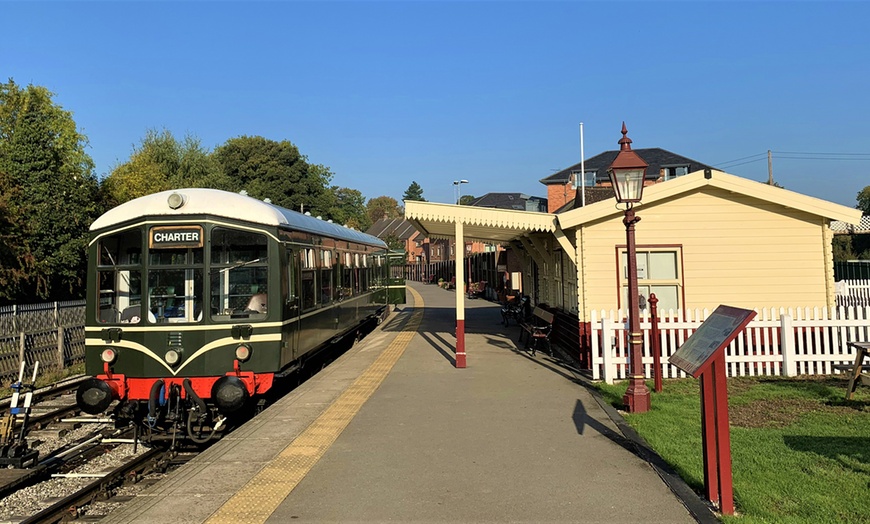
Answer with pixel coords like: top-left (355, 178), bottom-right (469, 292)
top-left (147, 227), bottom-right (204, 324)
top-left (210, 228), bottom-right (269, 321)
top-left (97, 269), bottom-right (142, 323)
top-left (96, 230), bottom-right (142, 324)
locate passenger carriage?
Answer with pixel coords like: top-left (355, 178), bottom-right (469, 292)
top-left (77, 188), bottom-right (389, 444)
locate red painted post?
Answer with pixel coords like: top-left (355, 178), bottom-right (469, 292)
top-left (456, 319), bottom-right (466, 368)
top-left (649, 293), bottom-right (662, 392)
top-left (700, 371), bottom-right (719, 505)
top-left (713, 353), bottom-right (734, 514)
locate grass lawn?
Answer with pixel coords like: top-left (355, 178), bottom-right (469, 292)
top-left (594, 376), bottom-right (870, 524)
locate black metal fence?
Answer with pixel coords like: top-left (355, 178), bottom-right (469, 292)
top-left (834, 261), bottom-right (870, 281)
top-left (0, 301), bottom-right (86, 382)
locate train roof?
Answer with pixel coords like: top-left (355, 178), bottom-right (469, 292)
top-left (90, 188), bottom-right (388, 248)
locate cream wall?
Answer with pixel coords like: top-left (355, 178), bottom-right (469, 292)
top-left (575, 186), bottom-right (831, 321)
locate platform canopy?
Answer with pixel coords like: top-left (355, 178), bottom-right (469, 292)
top-left (404, 200), bottom-right (559, 244)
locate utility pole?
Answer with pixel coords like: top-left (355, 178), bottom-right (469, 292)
top-left (768, 150), bottom-right (773, 185)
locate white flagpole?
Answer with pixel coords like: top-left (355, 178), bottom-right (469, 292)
top-left (580, 123), bottom-right (586, 208)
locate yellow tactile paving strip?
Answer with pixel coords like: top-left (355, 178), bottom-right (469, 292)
top-left (205, 287), bottom-right (424, 524)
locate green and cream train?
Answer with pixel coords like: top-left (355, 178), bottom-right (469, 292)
top-left (77, 188), bottom-right (391, 444)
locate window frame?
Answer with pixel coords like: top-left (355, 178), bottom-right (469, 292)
top-left (616, 245), bottom-right (684, 313)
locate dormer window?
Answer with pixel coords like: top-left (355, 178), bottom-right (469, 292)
top-left (571, 170), bottom-right (597, 189)
top-left (662, 165), bottom-right (690, 181)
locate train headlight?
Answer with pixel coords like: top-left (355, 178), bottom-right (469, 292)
top-left (167, 192), bottom-right (186, 209)
top-left (235, 344), bottom-right (252, 362)
top-left (165, 349), bottom-right (181, 366)
top-left (101, 348), bottom-right (117, 364)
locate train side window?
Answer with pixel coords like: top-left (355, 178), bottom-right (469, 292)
top-left (300, 248), bottom-right (317, 310)
top-left (320, 249), bottom-right (334, 305)
top-left (341, 252), bottom-right (354, 298)
top-left (210, 228), bottom-right (269, 322)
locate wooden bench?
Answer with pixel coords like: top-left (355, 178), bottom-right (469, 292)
top-left (519, 306), bottom-right (554, 356)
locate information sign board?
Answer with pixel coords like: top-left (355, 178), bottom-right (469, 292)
top-left (669, 305), bottom-right (756, 378)
top-left (667, 304), bottom-right (756, 515)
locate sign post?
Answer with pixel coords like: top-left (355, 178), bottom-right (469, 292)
top-left (668, 305), bottom-right (756, 515)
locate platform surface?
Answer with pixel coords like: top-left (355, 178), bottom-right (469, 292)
top-left (108, 281), bottom-right (707, 523)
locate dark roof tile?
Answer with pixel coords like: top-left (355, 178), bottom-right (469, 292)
top-left (540, 147), bottom-right (714, 186)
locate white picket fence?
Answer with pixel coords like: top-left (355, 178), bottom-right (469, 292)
top-left (836, 279), bottom-right (870, 307)
top-left (590, 306), bottom-right (870, 384)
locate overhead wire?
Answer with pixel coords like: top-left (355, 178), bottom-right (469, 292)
top-left (714, 150), bottom-right (870, 170)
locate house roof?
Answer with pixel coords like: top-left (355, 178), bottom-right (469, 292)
top-left (552, 187), bottom-right (617, 213)
top-left (405, 171), bottom-right (861, 247)
top-left (467, 192), bottom-right (547, 211)
top-left (365, 217), bottom-right (420, 241)
top-left (558, 170), bottom-right (863, 229)
top-left (540, 147), bottom-right (714, 186)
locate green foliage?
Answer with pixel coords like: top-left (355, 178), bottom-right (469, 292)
top-left (595, 377), bottom-right (870, 523)
top-left (857, 185), bottom-right (870, 215)
top-left (366, 195), bottom-right (402, 224)
top-left (213, 136), bottom-right (333, 216)
top-left (327, 186), bottom-right (370, 231)
top-left (402, 181), bottom-right (426, 202)
top-left (0, 79), bottom-right (100, 303)
top-left (382, 233), bottom-right (405, 251)
top-left (833, 234), bottom-right (870, 261)
top-left (459, 194), bottom-right (475, 205)
top-left (102, 129), bottom-right (229, 206)
top-left (833, 235), bottom-right (855, 262)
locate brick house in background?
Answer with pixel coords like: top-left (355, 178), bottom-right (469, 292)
top-left (540, 147), bottom-right (715, 213)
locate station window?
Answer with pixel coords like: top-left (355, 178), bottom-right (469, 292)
top-left (619, 248), bottom-right (682, 313)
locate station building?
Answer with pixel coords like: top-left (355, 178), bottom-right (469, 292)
top-left (406, 159), bottom-right (862, 365)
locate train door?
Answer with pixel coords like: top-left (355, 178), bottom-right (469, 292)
top-left (283, 246), bottom-right (300, 362)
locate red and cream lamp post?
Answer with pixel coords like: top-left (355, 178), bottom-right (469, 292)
top-left (608, 123), bottom-right (651, 413)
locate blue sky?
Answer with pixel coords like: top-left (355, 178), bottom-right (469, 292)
top-left (3, 1), bottom-right (869, 208)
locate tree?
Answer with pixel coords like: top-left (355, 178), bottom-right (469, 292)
top-left (102, 129), bottom-right (228, 206)
top-left (327, 186), bottom-right (370, 231)
top-left (857, 186), bottom-right (870, 215)
top-left (213, 136), bottom-right (333, 215)
top-left (402, 181), bottom-right (426, 202)
top-left (459, 194), bottom-right (476, 206)
top-left (366, 196), bottom-right (402, 224)
top-left (382, 233), bottom-right (406, 251)
top-left (0, 79), bottom-right (100, 302)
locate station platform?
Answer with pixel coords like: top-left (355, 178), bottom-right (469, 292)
top-left (109, 281), bottom-right (716, 524)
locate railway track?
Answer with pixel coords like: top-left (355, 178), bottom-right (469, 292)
top-left (0, 318), bottom-right (377, 522)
